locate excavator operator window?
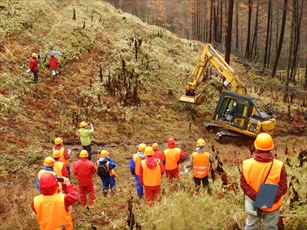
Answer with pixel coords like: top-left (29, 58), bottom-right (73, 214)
top-left (232, 102), bottom-right (250, 129)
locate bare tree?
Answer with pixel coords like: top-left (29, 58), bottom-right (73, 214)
top-left (225, 0), bottom-right (234, 64)
top-left (245, 0), bottom-right (253, 60)
top-left (263, 0), bottom-right (272, 72)
top-left (272, 0), bottom-right (288, 79)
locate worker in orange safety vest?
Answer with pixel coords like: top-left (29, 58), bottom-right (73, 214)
top-left (36, 156), bottom-right (62, 194)
top-left (163, 138), bottom-right (186, 179)
top-left (240, 133), bottom-right (287, 229)
top-left (53, 150), bottom-right (69, 193)
top-left (184, 138), bottom-right (215, 191)
top-left (53, 137), bottom-right (71, 178)
top-left (130, 143), bottom-right (146, 198)
top-left (31, 172), bottom-right (78, 230)
top-left (139, 146), bottom-right (164, 206)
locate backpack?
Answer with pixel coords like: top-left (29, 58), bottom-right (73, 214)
top-left (97, 161), bottom-right (110, 178)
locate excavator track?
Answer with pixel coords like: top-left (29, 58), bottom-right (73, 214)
top-left (203, 122), bottom-right (253, 146)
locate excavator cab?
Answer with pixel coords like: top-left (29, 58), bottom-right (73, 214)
top-left (210, 91), bottom-right (276, 139)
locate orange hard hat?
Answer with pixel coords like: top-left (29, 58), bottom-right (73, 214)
top-left (152, 143), bottom-right (159, 150)
top-left (254, 133), bottom-right (274, 151)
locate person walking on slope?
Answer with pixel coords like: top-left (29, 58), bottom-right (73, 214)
top-left (184, 138), bottom-right (215, 191)
top-left (77, 121), bottom-right (94, 161)
top-left (164, 138), bottom-right (186, 179)
top-left (31, 172), bottom-right (78, 230)
top-left (152, 143), bottom-right (166, 164)
top-left (130, 143), bottom-right (147, 199)
top-left (96, 150), bottom-right (116, 197)
top-left (139, 146), bottom-right (164, 206)
top-left (49, 54), bottom-right (59, 78)
top-left (36, 156), bottom-right (61, 194)
top-left (53, 137), bottom-right (71, 178)
top-left (72, 150), bottom-right (96, 208)
top-left (29, 53), bottom-right (39, 84)
top-left (52, 150), bottom-right (69, 193)
top-left (240, 133), bottom-right (287, 230)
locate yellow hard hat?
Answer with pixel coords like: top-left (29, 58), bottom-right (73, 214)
top-left (152, 143), bottom-right (159, 150)
top-left (54, 137), bottom-right (63, 145)
top-left (197, 138), bottom-right (206, 147)
top-left (32, 53), bottom-right (37, 58)
top-left (80, 121), bottom-right (87, 128)
top-left (138, 143), bottom-right (146, 152)
top-left (254, 133), bottom-right (274, 151)
top-left (52, 150), bottom-right (61, 158)
top-left (144, 146), bottom-right (154, 156)
top-left (100, 150), bottom-right (108, 157)
top-left (44, 156), bottom-right (55, 167)
top-left (79, 150), bottom-right (88, 158)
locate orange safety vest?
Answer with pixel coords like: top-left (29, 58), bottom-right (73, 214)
top-left (243, 159), bottom-right (283, 212)
top-left (164, 148), bottom-right (181, 170)
top-left (53, 161), bottom-right (64, 177)
top-left (141, 159), bottom-right (161, 186)
top-left (192, 152), bottom-right (210, 178)
top-left (37, 170), bottom-right (62, 192)
top-left (133, 154), bottom-right (143, 176)
top-left (53, 147), bottom-right (69, 165)
top-left (34, 194), bottom-right (73, 230)
top-left (106, 161), bottom-right (116, 177)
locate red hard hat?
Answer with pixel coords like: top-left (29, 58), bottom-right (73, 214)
top-left (167, 138), bottom-right (176, 148)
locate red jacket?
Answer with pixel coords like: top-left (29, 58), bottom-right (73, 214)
top-left (153, 150), bottom-right (166, 164)
top-left (72, 158), bottom-right (96, 186)
top-left (29, 57), bottom-right (38, 71)
top-left (49, 56), bottom-right (59, 70)
top-left (240, 150), bottom-right (287, 205)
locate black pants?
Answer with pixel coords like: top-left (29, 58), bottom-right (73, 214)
top-left (33, 71), bottom-right (38, 83)
top-left (193, 176), bottom-right (209, 190)
top-left (83, 145), bottom-right (92, 161)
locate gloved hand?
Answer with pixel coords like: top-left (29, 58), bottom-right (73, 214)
top-left (184, 166), bottom-right (188, 173)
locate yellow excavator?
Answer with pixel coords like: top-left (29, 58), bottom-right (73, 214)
top-left (178, 44), bottom-right (276, 143)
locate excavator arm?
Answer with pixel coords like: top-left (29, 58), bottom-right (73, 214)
top-left (178, 44), bottom-right (247, 105)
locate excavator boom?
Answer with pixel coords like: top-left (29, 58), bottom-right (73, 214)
top-left (178, 44), bottom-right (246, 105)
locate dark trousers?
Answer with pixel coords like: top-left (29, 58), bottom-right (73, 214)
top-left (193, 176), bottom-right (209, 190)
top-left (33, 71), bottom-right (38, 83)
top-left (83, 145), bottom-right (92, 161)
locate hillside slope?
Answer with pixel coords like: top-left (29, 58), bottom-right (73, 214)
top-left (1, 0), bottom-right (307, 229)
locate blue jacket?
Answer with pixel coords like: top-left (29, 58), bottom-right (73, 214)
top-left (98, 157), bottom-right (116, 170)
top-left (36, 166), bottom-right (56, 194)
top-left (129, 150), bottom-right (146, 175)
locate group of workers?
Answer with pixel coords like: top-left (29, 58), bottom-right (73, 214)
top-left (31, 127), bottom-right (287, 230)
top-left (129, 137), bottom-right (216, 206)
top-left (28, 52), bottom-right (59, 84)
top-left (32, 121), bottom-right (117, 229)
top-left (130, 133), bottom-right (288, 229)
